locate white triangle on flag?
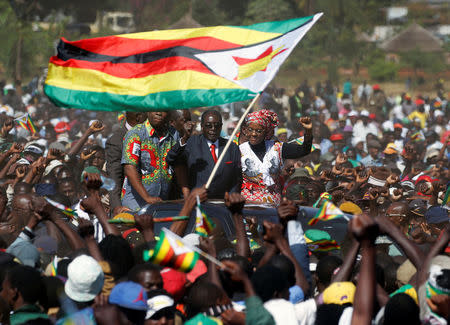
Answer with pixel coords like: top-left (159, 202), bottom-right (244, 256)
top-left (164, 228), bottom-right (193, 255)
top-left (194, 13), bottom-right (322, 93)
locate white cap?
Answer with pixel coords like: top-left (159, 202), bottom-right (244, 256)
top-left (360, 110), bottom-right (370, 117)
top-left (65, 255), bottom-right (104, 302)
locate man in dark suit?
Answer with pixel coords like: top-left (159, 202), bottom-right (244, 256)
top-left (105, 112), bottom-right (146, 215)
top-left (167, 109), bottom-right (242, 199)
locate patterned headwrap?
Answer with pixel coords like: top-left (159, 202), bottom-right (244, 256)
top-left (246, 109), bottom-right (279, 139)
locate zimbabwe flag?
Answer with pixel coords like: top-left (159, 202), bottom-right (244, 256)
top-left (143, 228), bottom-right (199, 272)
top-left (44, 14), bottom-right (322, 111)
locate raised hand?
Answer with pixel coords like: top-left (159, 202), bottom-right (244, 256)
top-left (189, 186), bottom-right (208, 203)
top-left (350, 213), bottom-right (378, 242)
top-left (263, 221), bottom-right (284, 243)
top-left (224, 192), bottom-right (245, 214)
top-left (134, 213), bottom-right (154, 233)
top-left (15, 165), bottom-right (27, 179)
top-left (277, 198), bottom-right (298, 222)
top-left (386, 174), bottom-right (399, 185)
top-left (222, 260), bottom-right (249, 282)
top-left (47, 148), bottom-right (63, 161)
top-left (81, 149), bottom-right (97, 161)
top-left (88, 121), bottom-right (105, 134)
top-left (31, 196), bottom-right (56, 219)
top-left (336, 153), bottom-right (348, 165)
top-left (356, 169), bottom-right (369, 184)
top-left (8, 143), bottom-right (23, 154)
top-left (78, 218), bottom-right (95, 238)
top-left (83, 172), bottom-right (103, 191)
top-left (402, 143), bottom-right (416, 161)
top-left (1, 118), bottom-right (13, 137)
top-left (299, 117), bottom-right (312, 130)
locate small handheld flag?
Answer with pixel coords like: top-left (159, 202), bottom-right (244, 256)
top-left (313, 192), bottom-right (332, 208)
top-left (15, 113), bottom-right (37, 134)
top-left (195, 196), bottom-right (215, 237)
top-left (44, 197), bottom-right (78, 219)
top-left (308, 200), bottom-right (346, 226)
top-left (143, 228), bottom-right (199, 272)
top-left (307, 239), bottom-right (340, 252)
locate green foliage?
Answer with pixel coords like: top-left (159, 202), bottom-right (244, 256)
top-left (0, 0), bottom-right (63, 81)
top-left (244, 0), bottom-right (297, 24)
top-left (368, 59), bottom-right (398, 82)
top-left (400, 48), bottom-right (447, 74)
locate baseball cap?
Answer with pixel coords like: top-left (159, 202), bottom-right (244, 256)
top-left (161, 268), bottom-right (187, 301)
top-left (6, 240), bottom-right (40, 267)
top-left (360, 110), bottom-right (370, 117)
top-left (339, 202), bottom-right (362, 215)
top-left (109, 281), bottom-right (148, 311)
top-left (54, 121), bottom-right (71, 133)
top-left (343, 125), bottom-right (353, 132)
top-left (323, 282), bottom-right (356, 305)
top-left (425, 206), bottom-right (449, 224)
top-left (408, 199), bottom-right (427, 217)
top-left (330, 133), bottom-right (344, 141)
top-left (146, 289), bottom-right (175, 320)
top-left (65, 255), bottom-right (104, 302)
top-left (384, 143), bottom-right (398, 155)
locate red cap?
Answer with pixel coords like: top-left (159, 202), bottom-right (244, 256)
top-left (186, 260), bottom-right (207, 283)
top-left (373, 84), bottom-right (380, 91)
top-left (54, 121), bottom-right (70, 133)
top-left (330, 133), bottom-right (344, 141)
top-left (161, 268), bottom-right (187, 301)
top-left (394, 123), bottom-right (403, 129)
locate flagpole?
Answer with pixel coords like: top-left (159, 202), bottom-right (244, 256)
top-left (162, 227), bottom-right (226, 269)
top-left (205, 93), bottom-right (261, 189)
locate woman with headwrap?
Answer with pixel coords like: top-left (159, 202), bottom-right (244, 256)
top-left (240, 110), bottom-right (313, 204)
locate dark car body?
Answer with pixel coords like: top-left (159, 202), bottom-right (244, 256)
top-left (131, 200), bottom-right (351, 245)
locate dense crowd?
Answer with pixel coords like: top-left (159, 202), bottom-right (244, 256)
top-left (0, 77), bottom-right (448, 325)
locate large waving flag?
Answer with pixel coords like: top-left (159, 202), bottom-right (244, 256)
top-left (143, 228), bottom-right (199, 272)
top-left (44, 14), bottom-right (322, 111)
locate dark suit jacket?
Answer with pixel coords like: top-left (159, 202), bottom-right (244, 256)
top-left (105, 126), bottom-right (128, 210)
top-left (167, 135), bottom-right (242, 199)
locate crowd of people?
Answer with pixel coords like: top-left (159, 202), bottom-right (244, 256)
top-left (0, 77), bottom-right (448, 325)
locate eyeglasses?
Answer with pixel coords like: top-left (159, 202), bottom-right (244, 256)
top-left (203, 122), bottom-right (222, 129)
top-left (246, 127), bottom-right (264, 135)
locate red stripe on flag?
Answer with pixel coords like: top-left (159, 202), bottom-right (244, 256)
top-left (49, 56), bottom-right (214, 78)
top-left (61, 36), bottom-right (241, 56)
top-left (161, 248), bottom-right (175, 265)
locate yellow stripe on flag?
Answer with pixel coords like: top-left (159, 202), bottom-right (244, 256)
top-left (152, 237), bottom-right (172, 264)
top-left (179, 253), bottom-right (195, 270)
top-left (117, 26), bottom-right (281, 45)
top-left (46, 64), bottom-right (245, 96)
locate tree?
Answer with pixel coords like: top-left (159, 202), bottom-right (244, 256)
top-left (244, 0), bottom-right (297, 24)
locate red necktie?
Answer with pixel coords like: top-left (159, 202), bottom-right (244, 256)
top-left (210, 144), bottom-right (218, 163)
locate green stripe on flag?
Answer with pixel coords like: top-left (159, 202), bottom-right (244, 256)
top-left (233, 16), bottom-right (313, 34)
top-left (44, 85), bottom-right (257, 111)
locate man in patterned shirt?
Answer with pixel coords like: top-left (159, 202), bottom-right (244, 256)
top-left (121, 111), bottom-right (178, 211)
